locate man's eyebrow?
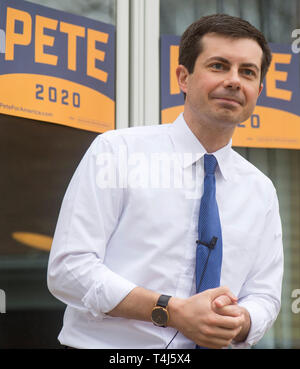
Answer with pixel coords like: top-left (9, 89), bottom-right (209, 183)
top-left (205, 56), bottom-right (230, 64)
top-left (241, 63), bottom-right (260, 73)
top-left (205, 56), bottom-right (260, 72)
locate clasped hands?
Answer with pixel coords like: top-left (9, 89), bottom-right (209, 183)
top-left (168, 286), bottom-right (250, 349)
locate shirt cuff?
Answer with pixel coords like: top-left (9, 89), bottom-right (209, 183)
top-left (82, 266), bottom-right (137, 320)
top-left (230, 299), bottom-right (271, 349)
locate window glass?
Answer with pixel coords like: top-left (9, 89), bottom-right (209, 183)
top-left (160, 0), bottom-right (300, 349)
top-left (0, 0), bottom-right (116, 348)
top-left (29, 0), bottom-right (115, 24)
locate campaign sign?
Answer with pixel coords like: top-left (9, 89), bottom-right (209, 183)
top-left (0, 0), bottom-right (115, 132)
top-left (161, 35), bottom-right (300, 149)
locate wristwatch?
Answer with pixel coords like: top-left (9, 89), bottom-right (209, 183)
top-left (151, 295), bottom-right (172, 327)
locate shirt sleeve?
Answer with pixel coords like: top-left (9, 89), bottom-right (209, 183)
top-left (47, 134), bottom-right (137, 320)
top-left (231, 188), bottom-right (283, 348)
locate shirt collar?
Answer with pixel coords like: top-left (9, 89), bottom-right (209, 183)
top-left (168, 113), bottom-right (232, 181)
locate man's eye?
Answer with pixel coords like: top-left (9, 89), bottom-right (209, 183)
top-left (211, 63), bottom-right (224, 70)
top-left (243, 69), bottom-right (256, 77)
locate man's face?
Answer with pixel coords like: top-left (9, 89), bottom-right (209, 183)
top-left (177, 33), bottom-right (263, 128)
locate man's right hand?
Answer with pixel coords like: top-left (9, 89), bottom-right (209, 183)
top-left (168, 286), bottom-right (244, 349)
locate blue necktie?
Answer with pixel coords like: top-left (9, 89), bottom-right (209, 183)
top-left (195, 154), bottom-right (223, 349)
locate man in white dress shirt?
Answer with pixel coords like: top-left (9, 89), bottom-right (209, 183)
top-left (47, 14), bottom-right (283, 349)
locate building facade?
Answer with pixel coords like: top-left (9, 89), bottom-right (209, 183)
top-left (0, 0), bottom-right (299, 348)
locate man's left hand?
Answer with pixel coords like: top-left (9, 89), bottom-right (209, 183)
top-left (212, 295), bottom-right (251, 343)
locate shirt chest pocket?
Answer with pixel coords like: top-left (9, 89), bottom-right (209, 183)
top-left (220, 226), bottom-right (258, 297)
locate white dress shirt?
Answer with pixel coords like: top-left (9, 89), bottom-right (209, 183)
top-left (47, 113), bottom-right (283, 349)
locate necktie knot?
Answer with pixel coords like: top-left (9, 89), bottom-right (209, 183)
top-left (204, 154), bottom-right (217, 175)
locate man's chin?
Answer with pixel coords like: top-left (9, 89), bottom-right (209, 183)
top-left (213, 112), bottom-right (243, 127)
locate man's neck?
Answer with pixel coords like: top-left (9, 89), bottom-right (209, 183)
top-left (183, 112), bottom-right (235, 153)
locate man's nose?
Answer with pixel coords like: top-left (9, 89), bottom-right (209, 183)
top-left (223, 69), bottom-right (241, 90)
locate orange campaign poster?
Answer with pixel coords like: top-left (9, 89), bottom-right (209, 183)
top-left (160, 35), bottom-right (300, 149)
top-left (0, 0), bottom-right (115, 133)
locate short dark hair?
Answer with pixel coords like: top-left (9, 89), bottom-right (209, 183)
top-left (179, 14), bottom-right (272, 84)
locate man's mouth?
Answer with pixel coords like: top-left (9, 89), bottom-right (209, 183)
top-left (211, 95), bottom-right (244, 106)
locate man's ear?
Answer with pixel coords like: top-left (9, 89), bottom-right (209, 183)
top-left (176, 64), bottom-right (189, 94)
top-left (258, 83), bottom-right (263, 97)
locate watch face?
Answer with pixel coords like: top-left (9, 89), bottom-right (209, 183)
top-left (151, 307), bottom-right (168, 327)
